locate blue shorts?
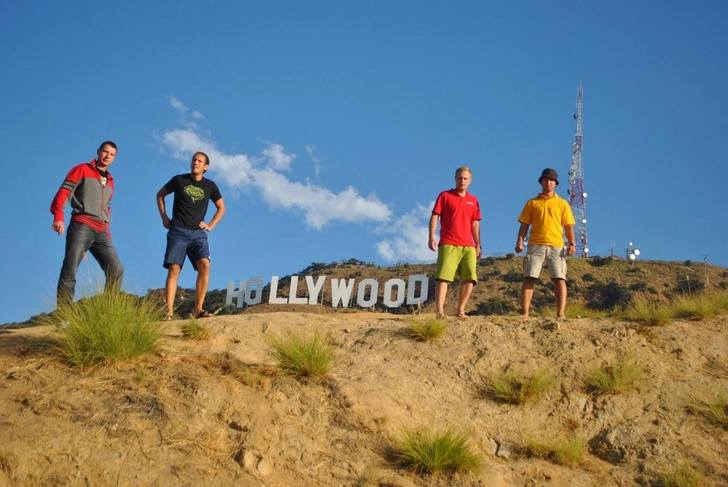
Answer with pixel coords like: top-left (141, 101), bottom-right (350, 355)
top-left (164, 226), bottom-right (210, 271)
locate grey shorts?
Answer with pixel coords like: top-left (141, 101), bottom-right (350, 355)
top-left (523, 244), bottom-right (567, 280)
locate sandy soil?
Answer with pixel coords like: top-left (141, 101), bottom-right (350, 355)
top-left (1, 311), bottom-right (727, 486)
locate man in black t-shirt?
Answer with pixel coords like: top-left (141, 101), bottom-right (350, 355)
top-left (156, 151), bottom-right (226, 319)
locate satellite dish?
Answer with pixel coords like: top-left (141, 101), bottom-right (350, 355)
top-left (574, 114), bottom-right (578, 119)
top-left (581, 218), bottom-right (587, 224)
top-left (571, 163), bottom-right (577, 170)
top-left (584, 247), bottom-right (589, 253)
top-left (582, 192), bottom-right (588, 198)
top-left (569, 178), bottom-right (576, 185)
top-left (567, 189), bottom-right (571, 195)
top-left (629, 254), bottom-right (636, 260)
top-left (629, 242), bottom-right (633, 246)
top-left (634, 249), bottom-right (641, 256)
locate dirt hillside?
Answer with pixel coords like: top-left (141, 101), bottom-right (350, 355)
top-left (1, 309), bottom-right (727, 486)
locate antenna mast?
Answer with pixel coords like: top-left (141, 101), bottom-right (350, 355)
top-left (567, 79), bottom-right (589, 257)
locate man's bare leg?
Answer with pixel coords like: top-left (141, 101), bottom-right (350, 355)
top-left (434, 279), bottom-right (449, 318)
top-left (165, 265), bottom-right (181, 317)
top-left (456, 281), bottom-right (474, 317)
top-left (521, 277), bottom-right (536, 317)
top-left (193, 258), bottom-right (211, 317)
top-left (553, 278), bottom-right (567, 318)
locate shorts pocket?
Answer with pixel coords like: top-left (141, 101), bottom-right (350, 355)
top-left (522, 255), bottom-right (531, 271)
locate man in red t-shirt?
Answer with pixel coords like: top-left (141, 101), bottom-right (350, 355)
top-left (428, 166), bottom-right (482, 318)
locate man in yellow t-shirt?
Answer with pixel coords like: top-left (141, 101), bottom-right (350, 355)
top-left (515, 168), bottom-right (576, 318)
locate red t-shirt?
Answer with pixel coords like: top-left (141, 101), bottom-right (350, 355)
top-left (432, 189), bottom-right (481, 247)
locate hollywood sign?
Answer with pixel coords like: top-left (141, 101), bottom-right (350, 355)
top-left (226, 275), bottom-right (429, 309)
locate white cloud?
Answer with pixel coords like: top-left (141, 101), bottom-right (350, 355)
top-left (262, 142), bottom-right (295, 171)
top-left (375, 203), bottom-right (437, 263)
top-left (305, 145), bottom-right (322, 179)
top-left (166, 96), bottom-right (205, 130)
top-left (158, 97), bottom-right (392, 230)
top-left (167, 95), bottom-right (187, 113)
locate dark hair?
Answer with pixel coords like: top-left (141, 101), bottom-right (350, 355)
top-left (98, 140), bottom-right (118, 151)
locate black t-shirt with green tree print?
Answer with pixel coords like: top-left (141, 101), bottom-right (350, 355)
top-left (164, 174), bottom-right (222, 230)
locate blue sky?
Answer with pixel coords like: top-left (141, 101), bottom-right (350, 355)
top-left (1, 1), bottom-right (727, 324)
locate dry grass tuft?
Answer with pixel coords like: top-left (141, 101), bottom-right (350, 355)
top-left (688, 391), bottom-right (728, 429)
top-left (180, 319), bottom-right (211, 341)
top-left (584, 351), bottom-right (642, 395)
top-left (484, 368), bottom-right (552, 405)
top-left (391, 426), bottom-right (482, 475)
top-left (523, 433), bottom-right (587, 466)
top-left (626, 297), bottom-right (674, 325)
top-left (47, 290), bottom-right (165, 366)
top-left (656, 461), bottom-right (702, 487)
top-left (408, 318), bottom-right (447, 342)
top-left (269, 329), bottom-right (334, 379)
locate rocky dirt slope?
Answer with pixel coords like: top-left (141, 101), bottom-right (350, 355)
top-left (1, 310), bottom-right (727, 486)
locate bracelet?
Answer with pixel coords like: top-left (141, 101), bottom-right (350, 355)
top-left (568, 243), bottom-right (575, 246)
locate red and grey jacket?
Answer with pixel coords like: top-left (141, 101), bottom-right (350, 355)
top-left (50, 159), bottom-right (115, 233)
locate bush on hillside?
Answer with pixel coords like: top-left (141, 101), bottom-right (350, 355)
top-left (473, 298), bottom-right (516, 316)
top-left (51, 290), bottom-right (164, 366)
top-left (586, 282), bottom-right (632, 310)
top-left (675, 277), bottom-right (705, 295)
top-left (502, 268), bottom-right (522, 283)
top-left (588, 256), bottom-right (614, 268)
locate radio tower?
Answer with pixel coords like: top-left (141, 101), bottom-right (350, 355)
top-left (567, 79), bottom-right (589, 257)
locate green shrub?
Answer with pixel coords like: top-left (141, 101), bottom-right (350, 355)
top-left (586, 282), bottom-right (632, 310)
top-left (409, 318), bottom-right (446, 342)
top-left (502, 268), bottom-right (522, 283)
top-left (629, 281), bottom-right (648, 291)
top-left (392, 426), bottom-right (482, 475)
top-left (474, 297), bottom-right (516, 316)
top-left (584, 352), bottom-right (641, 395)
top-left (675, 277), bottom-right (705, 295)
top-left (51, 291), bottom-right (164, 366)
top-left (581, 273), bottom-right (596, 282)
top-left (485, 368), bottom-right (552, 404)
top-left (588, 256), bottom-right (613, 267)
top-left (269, 330), bottom-right (334, 379)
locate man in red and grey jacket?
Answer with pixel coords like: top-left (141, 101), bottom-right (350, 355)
top-left (50, 141), bottom-right (124, 306)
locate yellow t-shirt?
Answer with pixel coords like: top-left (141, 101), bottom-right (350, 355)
top-left (518, 193), bottom-right (575, 247)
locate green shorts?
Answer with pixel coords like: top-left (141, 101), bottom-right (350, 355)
top-left (435, 245), bottom-right (478, 284)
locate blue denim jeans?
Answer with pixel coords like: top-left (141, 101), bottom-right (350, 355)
top-left (57, 221), bottom-right (124, 305)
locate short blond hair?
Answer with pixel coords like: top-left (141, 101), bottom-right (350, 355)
top-left (455, 166), bottom-right (472, 177)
